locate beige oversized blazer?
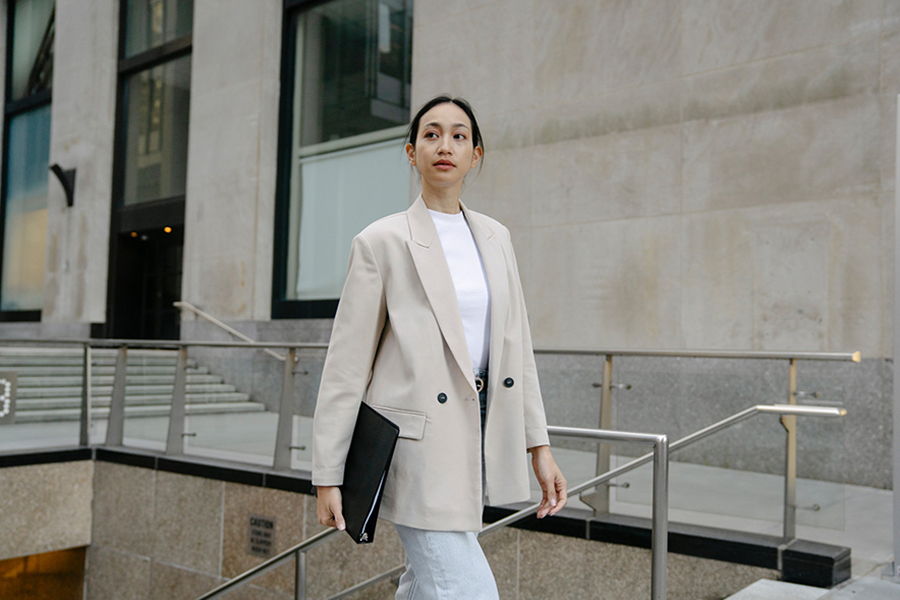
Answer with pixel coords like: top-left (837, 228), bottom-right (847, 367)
top-left (312, 194), bottom-right (550, 532)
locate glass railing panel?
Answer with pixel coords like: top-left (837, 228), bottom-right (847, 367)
top-left (289, 348), bottom-right (326, 471)
top-left (525, 353), bottom-right (607, 509)
top-left (0, 345), bottom-right (84, 452)
top-left (118, 349), bottom-right (176, 452)
top-left (609, 355), bottom-right (847, 532)
top-left (795, 372), bottom-right (846, 531)
top-left (182, 346), bottom-right (282, 466)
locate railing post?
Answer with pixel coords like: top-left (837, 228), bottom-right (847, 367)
top-left (650, 435), bottom-right (668, 600)
top-left (105, 346), bottom-right (128, 446)
top-left (80, 343), bottom-right (92, 446)
top-left (781, 358), bottom-right (798, 542)
top-left (581, 354), bottom-right (614, 515)
top-left (165, 346), bottom-right (189, 455)
top-left (273, 347), bottom-right (297, 471)
top-left (295, 550), bottom-right (306, 600)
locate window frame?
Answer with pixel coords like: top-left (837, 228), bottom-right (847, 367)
top-left (104, 0), bottom-right (192, 337)
top-left (271, 0), bottom-right (412, 319)
top-left (0, 0), bottom-right (54, 322)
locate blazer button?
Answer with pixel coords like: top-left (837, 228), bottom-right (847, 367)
top-left (503, 377), bottom-right (514, 388)
top-left (437, 392), bottom-right (448, 404)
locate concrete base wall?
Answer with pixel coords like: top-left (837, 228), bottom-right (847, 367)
top-left (81, 461), bottom-right (777, 600)
top-left (0, 461), bottom-right (93, 562)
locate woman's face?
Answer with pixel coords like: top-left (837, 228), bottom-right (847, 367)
top-left (406, 102), bottom-right (483, 191)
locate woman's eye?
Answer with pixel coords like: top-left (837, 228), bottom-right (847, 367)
top-left (454, 133), bottom-right (467, 140)
top-left (424, 131), bottom-right (438, 139)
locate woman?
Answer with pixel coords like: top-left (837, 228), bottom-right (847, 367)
top-left (312, 96), bottom-right (567, 599)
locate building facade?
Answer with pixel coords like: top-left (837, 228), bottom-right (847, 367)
top-left (0, 0), bottom-right (897, 488)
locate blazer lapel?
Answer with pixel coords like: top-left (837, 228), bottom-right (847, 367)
top-left (406, 195), bottom-right (477, 393)
top-left (460, 200), bottom-right (509, 396)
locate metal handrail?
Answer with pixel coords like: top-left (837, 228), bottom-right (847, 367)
top-left (174, 301), bottom-right (287, 362)
top-left (0, 338), bottom-right (328, 350)
top-left (195, 528), bottom-right (340, 600)
top-left (195, 426), bottom-right (671, 600)
top-left (0, 337), bottom-right (857, 361)
top-left (192, 403), bottom-right (845, 600)
top-left (534, 347), bottom-right (860, 362)
top-left (311, 403), bottom-right (845, 600)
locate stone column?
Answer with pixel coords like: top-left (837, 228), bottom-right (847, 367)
top-left (42, 0), bottom-right (119, 332)
top-left (181, 0), bottom-right (283, 324)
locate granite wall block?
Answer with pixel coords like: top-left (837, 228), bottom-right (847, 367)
top-left (0, 461), bottom-right (93, 561)
top-left (91, 462), bottom-right (156, 556)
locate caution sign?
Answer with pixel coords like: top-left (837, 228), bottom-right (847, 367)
top-left (0, 372), bottom-right (16, 425)
top-left (247, 514), bottom-right (276, 558)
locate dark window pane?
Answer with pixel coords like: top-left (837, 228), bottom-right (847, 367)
top-left (298, 0), bottom-right (413, 147)
top-left (11, 0), bottom-right (55, 101)
top-left (124, 0), bottom-right (193, 57)
top-left (1, 105), bottom-right (51, 311)
top-left (121, 56), bottom-right (191, 205)
top-left (282, 0), bottom-right (413, 302)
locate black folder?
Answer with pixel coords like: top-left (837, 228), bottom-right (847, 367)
top-left (340, 402), bottom-right (400, 544)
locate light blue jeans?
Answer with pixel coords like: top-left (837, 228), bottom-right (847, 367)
top-left (394, 525), bottom-right (500, 600)
top-left (393, 369), bottom-right (497, 600)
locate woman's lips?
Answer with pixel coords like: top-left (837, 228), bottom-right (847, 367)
top-left (434, 160), bottom-right (454, 170)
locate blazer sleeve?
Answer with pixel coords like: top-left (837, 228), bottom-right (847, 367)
top-left (312, 233), bottom-right (387, 486)
top-left (505, 228), bottom-right (551, 450)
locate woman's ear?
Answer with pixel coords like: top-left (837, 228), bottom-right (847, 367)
top-left (471, 146), bottom-right (483, 168)
top-left (405, 142), bottom-right (416, 166)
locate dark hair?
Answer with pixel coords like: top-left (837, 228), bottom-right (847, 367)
top-left (406, 95), bottom-right (485, 154)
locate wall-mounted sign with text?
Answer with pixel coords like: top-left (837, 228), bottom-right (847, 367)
top-left (0, 372), bottom-right (16, 425)
top-left (247, 514), bottom-right (276, 559)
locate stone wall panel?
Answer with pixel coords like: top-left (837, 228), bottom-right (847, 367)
top-left (682, 0), bottom-right (882, 73)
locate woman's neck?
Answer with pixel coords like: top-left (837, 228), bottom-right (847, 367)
top-left (421, 182), bottom-right (462, 214)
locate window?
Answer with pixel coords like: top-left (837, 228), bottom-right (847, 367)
top-left (273, 0), bottom-right (413, 318)
top-left (116, 0), bottom-right (192, 207)
top-left (0, 0), bottom-right (55, 317)
top-left (105, 0), bottom-right (191, 340)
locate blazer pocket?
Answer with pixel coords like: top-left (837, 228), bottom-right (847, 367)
top-left (369, 404), bottom-right (427, 440)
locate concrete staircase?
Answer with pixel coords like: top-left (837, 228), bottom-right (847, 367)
top-left (1, 347), bottom-right (266, 423)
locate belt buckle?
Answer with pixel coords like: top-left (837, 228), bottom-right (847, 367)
top-left (474, 376), bottom-right (485, 393)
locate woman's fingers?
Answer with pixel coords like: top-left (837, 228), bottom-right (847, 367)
top-left (316, 486), bottom-right (346, 531)
top-left (547, 474), bottom-right (568, 516)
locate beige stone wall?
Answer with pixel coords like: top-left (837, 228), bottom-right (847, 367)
top-left (43, 0), bottom-right (119, 324)
top-left (82, 462), bottom-right (778, 600)
top-left (0, 461), bottom-right (93, 561)
top-left (180, 0), bottom-right (283, 323)
top-left (85, 462), bottom-right (401, 600)
top-left (412, 0), bottom-right (898, 358)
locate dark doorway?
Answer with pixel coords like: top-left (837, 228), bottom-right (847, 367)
top-left (110, 226), bottom-right (183, 340)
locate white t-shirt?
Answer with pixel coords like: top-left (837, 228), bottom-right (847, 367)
top-left (428, 209), bottom-right (492, 371)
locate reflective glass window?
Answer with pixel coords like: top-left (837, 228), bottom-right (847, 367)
top-left (284, 0), bottom-right (413, 302)
top-left (124, 0), bottom-right (193, 57)
top-left (121, 55), bottom-right (191, 205)
top-left (1, 105), bottom-right (51, 311)
top-left (297, 0), bottom-right (412, 146)
top-left (10, 0), bottom-right (54, 101)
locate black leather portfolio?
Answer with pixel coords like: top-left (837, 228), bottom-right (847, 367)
top-left (341, 402), bottom-right (400, 544)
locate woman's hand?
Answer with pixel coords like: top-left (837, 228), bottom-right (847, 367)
top-left (529, 445), bottom-right (567, 518)
top-left (316, 486), bottom-right (346, 531)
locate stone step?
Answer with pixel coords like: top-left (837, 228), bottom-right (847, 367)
top-left (17, 374), bottom-right (222, 387)
top-left (0, 355), bottom-right (182, 367)
top-left (17, 391), bottom-right (254, 411)
top-left (15, 402), bottom-right (266, 423)
top-left (6, 365), bottom-right (210, 377)
top-left (16, 391), bottom-right (252, 409)
top-left (725, 579), bottom-right (829, 599)
top-left (17, 383), bottom-right (238, 399)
